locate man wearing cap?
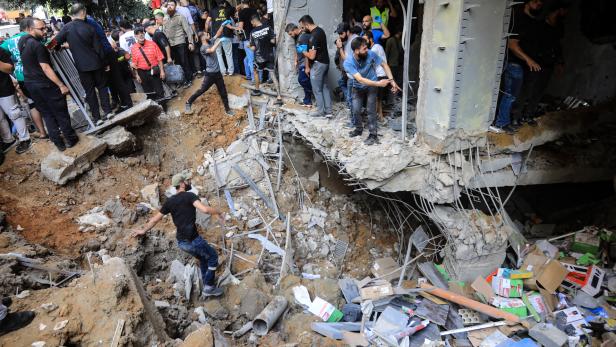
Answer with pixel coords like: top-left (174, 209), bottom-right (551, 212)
top-left (132, 172), bottom-right (224, 297)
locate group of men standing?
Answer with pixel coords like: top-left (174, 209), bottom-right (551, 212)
top-left (285, 0), bottom-right (401, 146)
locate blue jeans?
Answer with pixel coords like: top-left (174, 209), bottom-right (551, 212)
top-left (177, 235), bottom-right (218, 286)
top-left (243, 40), bottom-right (254, 81)
top-left (298, 64), bottom-right (312, 105)
top-left (351, 86), bottom-right (378, 135)
top-left (495, 62), bottom-right (524, 127)
top-left (309, 61), bottom-right (332, 115)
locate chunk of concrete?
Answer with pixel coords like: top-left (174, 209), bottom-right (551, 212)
top-left (77, 209), bottom-right (111, 229)
top-left (529, 323), bottom-right (567, 347)
top-left (228, 93), bottom-right (248, 110)
top-left (85, 99), bottom-right (162, 134)
top-left (203, 300), bottom-right (229, 320)
top-left (181, 324), bottom-right (213, 347)
top-left (141, 183), bottom-right (160, 209)
top-left (41, 135), bottom-right (107, 185)
top-left (101, 126), bottom-right (138, 156)
top-left (240, 288), bottom-right (268, 320)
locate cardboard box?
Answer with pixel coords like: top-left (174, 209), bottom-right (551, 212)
top-left (521, 251), bottom-right (569, 293)
top-left (491, 297), bottom-right (527, 317)
top-left (308, 297), bottom-right (343, 322)
top-left (491, 277), bottom-right (523, 298)
top-left (554, 306), bottom-right (588, 336)
top-left (471, 276), bottom-right (495, 303)
top-left (360, 283), bottom-right (394, 300)
top-left (561, 263), bottom-right (605, 296)
top-left (572, 231), bottom-right (600, 255)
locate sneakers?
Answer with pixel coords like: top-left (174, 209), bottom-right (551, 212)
top-left (225, 109), bottom-right (235, 117)
top-left (274, 98), bottom-right (283, 106)
top-left (1, 139), bottom-right (16, 153)
top-left (309, 110), bottom-right (324, 117)
top-left (349, 129), bottom-right (363, 137)
top-left (185, 103), bottom-right (193, 115)
top-left (95, 119), bottom-right (105, 126)
top-left (489, 125), bottom-right (515, 134)
top-left (0, 311), bottom-right (35, 336)
top-left (201, 286), bottom-right (224, 297)
top-left (364, 134), bottom-right (379, 145)
top-left (324, 113), bottom-right (333, 119)
top-left (15, 140), bottom-right (31, 154)
top-left (251, 89), bottom-right (262, 96)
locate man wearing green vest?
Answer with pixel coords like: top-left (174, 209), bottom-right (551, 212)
top-left (370, 0), bottom-right (397, 30)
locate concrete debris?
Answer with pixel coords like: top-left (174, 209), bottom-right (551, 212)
top-left (180, 323), bottom-right (213, 347)
top-left (77, 207), bottom-right (112, 230)
top-left (246, 217), bottom-right (262, 229)
top-left (100, 126), bottom-right (139, 156)
top-left (203, 300), bottom-right (229, 320)
top-left (301, 207), bottom-right (327, 229)
top-left (53, 319), bottom-right (69, 331)
top-left (16, 290), bottom-right (30, 299)
top-left (154, 300), bottom-right (170, 308)
top-left (228, 93), bottom-right (248, 110)
top-left (240, 288), bottom-right (268, 320)
top-left (85, 99), bottom-right (162, 134)
top-left (31, 342), bottom-right (46, 347)
top-left (40, 303), bottom-right (58, 312)
top-left (41, 134), bottom-right (107, 185)
top-left (140, 183), bottom-right (160, 210)
top-left (247, 233), bottom-right (285, 256)
top-left (194, 307), bottom-right (207, 324)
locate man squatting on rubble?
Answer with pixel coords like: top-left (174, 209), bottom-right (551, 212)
top-left (185, 31), bottom-right (235, 116)
top-left (132, 173), bottom-right (225, 297)
top-left (344, 37), bottom-right (399, 145)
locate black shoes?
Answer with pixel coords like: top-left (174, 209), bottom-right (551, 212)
top-left (15, 140), bottom-right (31, 154)
top-left (201, 286), bottom-right (224, 297)
top-left (0, 311), bottom-right (35, 336)
top-left (66, 137), bottom-right (79, 149)
top-left (349, 129), bottom-right (363, 137)
top-left (1, 139), bottom-right (16, 153)
top-left (251, 90), bottom-right (262, 96)
top-left (364, 134), bottom-right (379, 145)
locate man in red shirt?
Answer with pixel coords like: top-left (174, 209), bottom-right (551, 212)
top-left (130, 27), bottom-right (166, 102)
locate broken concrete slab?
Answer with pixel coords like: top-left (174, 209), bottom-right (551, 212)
top-left (228, 93), bottom-right (248, 110)
top-left (180, 323), bottom-right (213, 347)
top-left (41, 134), bottom-right (107, 185)
top-left (100, 126), bottom-right (138, 156)
top-left (85, 99), bottom-right (163, 134)
top-left (203, 300), bottom-right (229, 320)
top-left (77, 207), bottom-right (112, 230)
top-left (141, 183), bottom-right (160, 210)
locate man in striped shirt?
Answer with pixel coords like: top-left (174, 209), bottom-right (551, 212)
top-left (130, 27), bottom-right (166, 102)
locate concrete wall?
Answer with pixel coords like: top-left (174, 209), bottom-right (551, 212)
top-left (275, 0), bottom-right (343, 97)
top-left (416, 0), bottom-right (509, 153)
top-left (545, 0), bottom-right (616, 104)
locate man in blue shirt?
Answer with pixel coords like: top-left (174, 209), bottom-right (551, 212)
top-left (343, 37), bottom-right (399, 145)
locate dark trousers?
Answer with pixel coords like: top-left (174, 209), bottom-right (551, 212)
top-left (79, 68), bottom-right (112, 120)
top-left (137, 69), bottom-right (165, 100)
top-left (513, 66), bottom-right (554, 121)
top-left (187, 72), bottom-right (229, 110)
top-left (351, 86), bottom-right (378, 135)
top-left (190, 43), bottom-right (201, 76)
top-left (177, 236), bottom-right (218, 286)
top-left (171, 43), bottom-right (192, 83)
top-left (25, 81), bottom-right (78, 148)
top-left (495, 62), bottom-right (524, 127)
top-left (298, 64), bottom-right (312, 105)
top-left (109, 60), bottom-right (133, 109)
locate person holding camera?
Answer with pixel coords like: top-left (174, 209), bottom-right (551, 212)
top-left (130, 27), bottom-right (166, 102)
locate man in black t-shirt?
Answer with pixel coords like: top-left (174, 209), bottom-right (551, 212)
top-left (0, 48), bottom-right (31, 154)
top-left (208, 0), bottom-right (235, 75)
top-left (145, 21), bottom-right (172, 64)
top-left (237, 0), bottom-right (258, 81)
top-left (492, 0), bottom-right (543, 133)
top-left (132, 172), bottom-right (224, 297)
top-left (249, 14), bottom-right (282, 105)
top-left (299, 15), bottom-right (332, 118)
top-left (18, 18), bottom-right (78, 152)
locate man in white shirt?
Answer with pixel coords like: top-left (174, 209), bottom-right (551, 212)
top-left (118, 20), bottom-right (136, 53)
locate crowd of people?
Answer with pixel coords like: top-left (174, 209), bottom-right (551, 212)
top-left (491, 0), bottom-right (568, 134)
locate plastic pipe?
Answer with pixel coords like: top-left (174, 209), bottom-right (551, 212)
top-left (252, 295), bottom-right (288, 336)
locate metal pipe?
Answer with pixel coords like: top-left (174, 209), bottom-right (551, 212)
top-left (252, 295), bottom-right (288, 336)
top-left (401, 0), bottom-right (415, 141)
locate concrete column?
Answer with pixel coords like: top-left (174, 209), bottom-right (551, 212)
top-left (415, 0), bottom-right (510, 153)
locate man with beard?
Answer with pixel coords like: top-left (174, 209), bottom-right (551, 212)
top-left (19, 18), bottom-right (79, 152)
top-left (132, 172), bottom-right (225, 298)
top-left (300, 15), bottom-right (332, 118)
top-left (361, 14), bottom-right (389, 45)
top-left (334, 23), bottom-right (360, 111)
top-left (163, 0), bottom-right (195, 87)
top-left (286, 23), bottom-right (312, 106)
top-left (492, 0), bottom-right (543, 133)
top-left (344, 37), bottom-right (399, 145)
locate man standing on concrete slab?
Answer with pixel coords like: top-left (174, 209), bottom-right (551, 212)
top-left (0, 45), bottom-right (31, 154)
top-left (19, 18), bottom-right (78, 152)
top-left (185, 32), bottom-right (235, 116)
top-left (132, 173), bottom-right (225, 297)
top-left (208, 0), bottom-right (235, 76)
top-left (248, 14), bottom-right (282, 105)
top-left (238, 0), bottom-right (258, 82)
top-left (55, 3), bottom-right (113, 125)
top-left (130, 27), bottom-right (167, 103)
top-left (163, 0), bottom-right (195, 88)
top-left (299, 15), bottom-right (332, 118)
top-left (286, 23), bottom-right (312, 107)
top-left (344, 37), bottom-right (399, 145)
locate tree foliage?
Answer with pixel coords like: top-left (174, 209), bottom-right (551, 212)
top-left (6, 0), bottom-right (152, 21)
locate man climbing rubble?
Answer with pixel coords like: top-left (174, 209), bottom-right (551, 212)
top-left (132, 172), bottom-right (225, 297)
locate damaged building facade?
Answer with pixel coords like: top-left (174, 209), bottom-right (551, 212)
top-left (273, 0), bottom-right (616, 280)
